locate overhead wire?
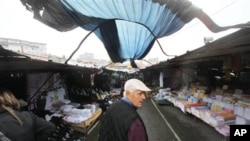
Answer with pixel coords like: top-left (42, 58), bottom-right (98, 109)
top-left (155, 0), bottom-right (242, 60)
top-left (163, 0), bottom-right (241, 38)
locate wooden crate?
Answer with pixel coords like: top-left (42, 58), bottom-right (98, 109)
top-left (70, 108), bottom-right (102, 134)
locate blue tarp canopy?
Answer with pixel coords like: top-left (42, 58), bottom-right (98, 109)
top-left (20, 0), bottom-right (249, 66)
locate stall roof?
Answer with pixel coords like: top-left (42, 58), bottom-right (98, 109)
top-left (145, 28), bottom-right (250, 70)
top-left (0, 45), bottom-right (97, 72)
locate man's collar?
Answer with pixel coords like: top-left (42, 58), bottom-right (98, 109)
top-left (121, 97), bottom-right (137, 109)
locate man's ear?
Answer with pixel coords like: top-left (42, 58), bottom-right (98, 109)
top-left (125, 90), bottom-right (131, 97)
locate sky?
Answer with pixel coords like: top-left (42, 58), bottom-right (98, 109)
top-left (0, 0), bottom-right (250, 62)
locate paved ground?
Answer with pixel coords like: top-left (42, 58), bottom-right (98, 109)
top-left (137, 99), bottom-right (180, 141)
top-left (86, 98), bottom-right (227, 141)
top-left (153, 100), bottom-right (226, 141)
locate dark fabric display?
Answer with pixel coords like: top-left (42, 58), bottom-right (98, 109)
top-left (48, 117), bottom-right (86, 141)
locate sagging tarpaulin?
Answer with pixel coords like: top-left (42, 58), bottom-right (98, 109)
top-left (20, 0), bottom-right (250, 67)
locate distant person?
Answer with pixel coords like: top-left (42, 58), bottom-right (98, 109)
top-left (98, 78), bottom-right (151, 141)
top-left (0, 88), bottom-right (56, 141)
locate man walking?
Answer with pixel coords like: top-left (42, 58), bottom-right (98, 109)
top-left (98, 78), bottom-right (151, 141)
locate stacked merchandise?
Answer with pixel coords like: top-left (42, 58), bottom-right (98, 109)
top-left (44, 89), bottom-right (103, 138)
top-left (153, 88), bottom-right (172, 105)
top-left (173, 87), bottom-right (206, 113)
top-left (209, 111), bottom-right (236, 127)
top-left (164, 85), bottom-right (250, 138)
top-left (190, 106), bottom-right (209, 119)
top-left (203, 96), bottom-right (236, 127)
top-left (171, 88), bottom-right (191, 113)
top-left (62, 107), bottom-right (93, 124)
top-left (69, 108), bottom-right (102, 134)
top-left (215, 125), bottom-right (230, 137)
top-left (234, 98), bottom-right (250, 125)
top-left (97, 88), bottom-right (122, 111)
top-left (202, 89), bottom-right (240, 137)
top-left (60, 103), bottom-right (102, 132)
top-left (213, 112), bottom-right (236, 137)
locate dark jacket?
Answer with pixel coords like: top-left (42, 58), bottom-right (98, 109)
top-left (98, 100), bottom-right (148, 141)
top-left (0, 110), bottom-right (56, 141)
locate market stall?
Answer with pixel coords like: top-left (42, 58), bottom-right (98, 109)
top-left (143, 28), bottom-right (250, 138)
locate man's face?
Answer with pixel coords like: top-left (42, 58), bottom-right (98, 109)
top-left (127, 90), bottom-right (146, 108)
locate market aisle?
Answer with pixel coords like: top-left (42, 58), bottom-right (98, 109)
top-left (137, 99), bottom-right (180, 141)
